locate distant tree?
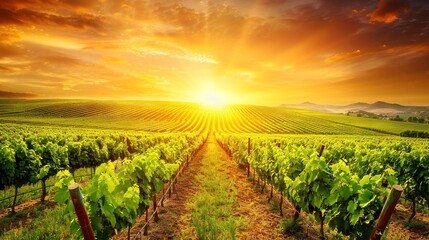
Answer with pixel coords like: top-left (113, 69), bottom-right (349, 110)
top-left (391, 115), bottom-right (403, 121)
top-left (400, 130), bottom-right (429, 139)
top-left (407, 116), bottom-right (427, 123)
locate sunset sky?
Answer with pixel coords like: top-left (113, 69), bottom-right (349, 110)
top-left (0, 0), bottom-right (428, 105)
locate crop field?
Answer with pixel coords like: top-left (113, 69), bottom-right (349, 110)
top-left (1, 99), bottom-right (428, 134)
top-left (1, 99), bottom-right (429, 240)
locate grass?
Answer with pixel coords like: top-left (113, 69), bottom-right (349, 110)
top-left (0, 168), bottom-right (93, 239)
top-left (279, 218), bottom-right (306, 239)
top-left (0, 204), bottom-right (73, 240)
top-left (269, 198), bottom-right (280, 211)
top-left (183, 139), bottom-right (239, 239)
top-left (405, 220), bottom-right (427, 230)
top-left (0, 169), bottom-right (90, 240)
top-left (0, 168), bottom-right (92, 210)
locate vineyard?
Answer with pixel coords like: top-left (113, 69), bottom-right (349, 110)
top-left (0, 124), bottom-right (205, 239)
top-left (1, 100), bottom-right (429, 239)
top-left (216, 134), bottom-right (429, 238)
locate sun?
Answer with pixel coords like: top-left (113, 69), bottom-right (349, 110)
top-left (198, 89), bottom-right (227, 108)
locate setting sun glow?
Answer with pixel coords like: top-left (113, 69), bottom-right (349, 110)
top-left (198, 90), bottom-right (227, 108)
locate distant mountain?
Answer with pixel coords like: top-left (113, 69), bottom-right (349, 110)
top-left (281, 101), bottom-right (429, 116)
top-left (0, 90), bottom-right (37, 99)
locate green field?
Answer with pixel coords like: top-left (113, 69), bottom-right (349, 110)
top-left (1, 99), bottom-right (428, 135)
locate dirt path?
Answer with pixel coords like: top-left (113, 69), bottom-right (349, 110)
top-left (122, 133), bottom-right (288, 239)
top-left (117, 141), bottom-right (205, 240)
top-left (214, 141), bottom-right (286, 239)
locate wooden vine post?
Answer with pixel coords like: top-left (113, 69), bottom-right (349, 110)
top-left (247, 137), bottom-right (251, 177)
top-left (318, 145), bottom-right (325, 157)
top-left (161, 184), bottom-right (165, 207)
top-left (144, 207), bottom-right (149, 235)
top-left (126, 137), bottom-right (132, 154)
top-left (68, 183), bottom-right (95, 240)
top-left (277, 143), bottom-right (284, 216)
top-left (370, 185), bottom-right (403, 240)
top-left (153, 194), bottom-right (159, 222)
top-left (268, 185), bottom-right (273, 202)
top-left (168, 178), bottom-right (172, 197)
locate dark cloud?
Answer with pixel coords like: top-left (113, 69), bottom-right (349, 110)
top-left (247, 0), bottom-right (429, 59)
top-left (0, 8), bottom-right (24, 25)
top-left (259, 0), bottom-right (287, 4)
top-left (0, 8), bottom-right (104, 30)
top-left (0, 0), bottom-right (98, 11)
top-left (60, 0), bottom-right (99, 9)
top-left (0, 90), bottom-right (37, 98)
top-left (0, 0), bottom-right (56, 10)
top-left (368, 0), bottom-right (410, 23)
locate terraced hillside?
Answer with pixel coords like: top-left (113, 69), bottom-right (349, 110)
top-left (0, 99), bottom-right (428, 135)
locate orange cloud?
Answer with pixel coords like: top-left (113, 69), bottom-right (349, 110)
top-left (0, 8), bottom-right (105, 30)
top-left (368, 0), bottom-right (410, 23)
top-left (0, 43), bottom-right (24, 58)
top-left (0, 0), bottom-right (98, 11)
top-left (325, 50), bottom-right (362, 63)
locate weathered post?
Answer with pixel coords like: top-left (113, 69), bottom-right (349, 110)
top-left (318, 145), bottom-right (325, 157)
top-left (68, 183), bottom-right (95, 240)
top-left (247, 137), bottom-right (251, 177)
top-left (370, 185), bottom-right (403, 240)
top-left (153, 194), bottom-right (159, 222)
top-left (143, 207), bottom-right (149, 235)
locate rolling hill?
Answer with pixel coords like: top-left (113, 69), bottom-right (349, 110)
top-left (1, 99), bottom-right (429, 135)
top-left (282, 101), bottom-right (429, 116)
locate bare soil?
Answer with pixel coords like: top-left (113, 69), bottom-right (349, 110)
top-left (387, 203), bottom-right (429, 239)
